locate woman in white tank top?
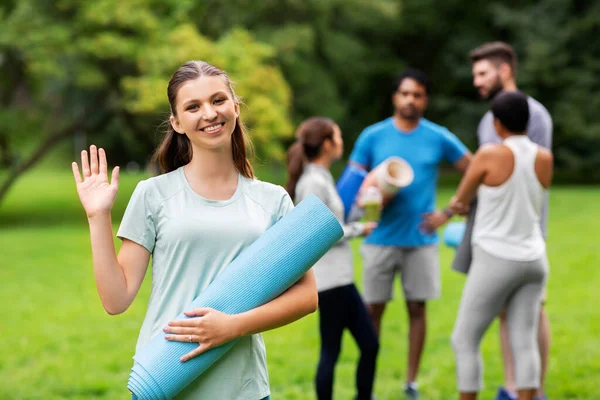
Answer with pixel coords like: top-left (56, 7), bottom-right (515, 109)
top-left (443, 91), bottom-right (553, 400)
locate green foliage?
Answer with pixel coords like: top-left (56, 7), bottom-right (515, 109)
top-left (0, 0), bottom-right (294, 172)
top-left (1, 0), bottom-right (600, 182)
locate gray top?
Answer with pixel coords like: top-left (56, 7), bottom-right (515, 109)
top-left (295, 163), bottom-right (364, 292)
top-left (477, 95), bottom-right (553, 235)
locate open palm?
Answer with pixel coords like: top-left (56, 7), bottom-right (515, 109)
top-left (72, 145), bottom-right (120, 218)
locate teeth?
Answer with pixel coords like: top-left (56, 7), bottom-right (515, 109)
top-left (204, 124), bottom-right (222, 132)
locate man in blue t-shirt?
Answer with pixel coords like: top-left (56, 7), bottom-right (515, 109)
top-left (349, 69), bottom-right (471, 398)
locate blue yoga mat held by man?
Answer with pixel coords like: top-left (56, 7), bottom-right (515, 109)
top-left (348, 68), bottom-right (472, 398)
top-left (71, 61), bottom-right (324, 400)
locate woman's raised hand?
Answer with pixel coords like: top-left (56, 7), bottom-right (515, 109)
top-left (72, 145), bottom-right (120, 218)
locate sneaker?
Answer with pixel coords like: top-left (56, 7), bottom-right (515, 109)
top-left (493, 387), bottom-right (517, 400)
top-left (403, 383), bottom-right (419, 399)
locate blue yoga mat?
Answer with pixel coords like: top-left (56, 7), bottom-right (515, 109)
top-left (128, 194), bottom-right (343, 399)
top-left (443, 221), bottom-right (466, 249)
top-left (336, 163), bottom-right (367, 221)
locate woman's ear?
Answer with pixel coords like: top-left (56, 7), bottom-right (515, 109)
top-left (170, 115), bottom-right (184, 135)
top-left (233, 100), bottom-right (240, 119)
top-left (322, 138), bottom-right (333, 155)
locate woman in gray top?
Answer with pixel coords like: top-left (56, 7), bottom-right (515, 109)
top-left (286, 117), bottom-right (379, 400)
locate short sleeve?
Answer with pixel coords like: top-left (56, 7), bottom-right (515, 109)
top-left (527, 109), bottom-right (553, 150)
top-left (441, 128), bottom-right (469, 164)
top-left (273, 190), bottom-right (295, 223)
top-left (116, 180), bottom-right (157, 253)
top-left (349, 129), bottom-right (373, 169)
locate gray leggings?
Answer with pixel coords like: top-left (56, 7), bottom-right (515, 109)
top-left (451, 245), bottom-right (548, 392)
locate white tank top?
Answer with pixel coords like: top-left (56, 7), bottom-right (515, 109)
top-left (472, 135), bottom-right (546, 261)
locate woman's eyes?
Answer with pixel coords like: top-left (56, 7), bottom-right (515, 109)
top-left (185, 98), bottom-right (226, 111)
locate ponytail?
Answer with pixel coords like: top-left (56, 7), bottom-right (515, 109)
top-left (285, 116), bottom-right (337, 198)
top-left (231, 116), bottom-right (255, 179)
top-left (285, 140), bottom-right (305, 199)
top-left (153, 123), bottom-right (193, 174)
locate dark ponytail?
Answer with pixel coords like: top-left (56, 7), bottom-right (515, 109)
top-left (285, 117), bottom-right (336, 199)
top-left (153, 124), bottom-right (193, 174)
top-left (285, 140), bottom-right (305, 198)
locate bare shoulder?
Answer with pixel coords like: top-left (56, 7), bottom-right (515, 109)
top-left (536, 146), bottom-right (553, 164)
top-left (476, 143), bottom-right (513, 161)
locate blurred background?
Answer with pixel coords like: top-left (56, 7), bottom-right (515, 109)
top-left (1, 1), bottom-right (599, 399)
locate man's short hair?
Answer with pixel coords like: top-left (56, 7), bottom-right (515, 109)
top-left (491, 91), bottom-right (529, 133)
top-left (469, 42), bottom-right (517, 73)
top-left (393, 68), bottom-right (430, 94)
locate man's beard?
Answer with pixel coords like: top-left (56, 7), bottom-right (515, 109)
top-left (398, 105), bottom-right (422, 120)
top-left (483, 79), bottom-right (503, 100)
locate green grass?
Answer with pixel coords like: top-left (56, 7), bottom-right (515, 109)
top-left (1, 169), bottom-right (599, 399)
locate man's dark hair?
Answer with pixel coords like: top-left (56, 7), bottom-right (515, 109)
top-left (469, 42), bottom-right (517, 73)
top-left (491, 91), bottom-right (529, 133)
top-left (393, 68), bottom-right (430, 94)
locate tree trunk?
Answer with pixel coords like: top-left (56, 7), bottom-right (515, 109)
top-left (0, 97), bottom-right (105, 204)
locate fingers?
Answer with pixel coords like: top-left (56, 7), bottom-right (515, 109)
top-left (111, 166), bottom-right (120, 189)
top-left (181, 343), bottom-right (210, 362)
top-left (168, 317), bottom-right (200, 327)
top-left (81, 150), bottom-right (90, 178)
top-left (71, 162), bottom-right (82, 184)
top-left (99, 148), bottom-right (108, 176)
top-left (90, 145), bottom-right (99, 175)
top-left (184, 308), bottom-right (211, 317)
top-left (163, 326), bottom-right (196, 335)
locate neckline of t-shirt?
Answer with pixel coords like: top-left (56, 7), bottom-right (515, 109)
top-left (177, 166), bottom-right (245, 207)
top-left (390, 117), bottom-right (421, 135)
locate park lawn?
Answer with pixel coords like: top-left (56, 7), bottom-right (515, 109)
top-left (0, 170), bottom-right (598, 399)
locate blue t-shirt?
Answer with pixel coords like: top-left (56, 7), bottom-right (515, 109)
top-left (350, 117), bottom-right (468, 247)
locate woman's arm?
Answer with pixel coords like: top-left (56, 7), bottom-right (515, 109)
top-left (89, 219), bottom-right (150, 315)
top-left (73, 145), bottom-right (150, 314)
top-left (233, 270), bottom-right (318, 335)
top-left (448, 147), bottom-right (490, 214)
top-left (165, 271), bottom-right (318, 362)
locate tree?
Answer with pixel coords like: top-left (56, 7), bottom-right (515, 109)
top-left (0, 0), bottom-right (293, 203)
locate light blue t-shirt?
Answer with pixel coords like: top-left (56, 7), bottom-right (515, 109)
top-left (117, 167), bottom-right (293, 400)
top-left (350, 117), bottom-right (468, 247)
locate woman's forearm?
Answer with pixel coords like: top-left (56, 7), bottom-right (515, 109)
top-left (232, 271), bottom-right (318, 337)
top-left (87, 213), bottom-right (132, 314)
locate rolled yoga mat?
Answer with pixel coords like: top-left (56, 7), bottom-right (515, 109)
top-left (336, 163), bottom-right (367, 222)
top-left (450, 197), bottom-right (477, 274)
top-left (443, 221), bottom-right (466, 248)
top-left (128, 194), bottom-right (343, 400)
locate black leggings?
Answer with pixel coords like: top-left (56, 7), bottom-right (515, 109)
top-left (316, 284), bottom-right (379, 400)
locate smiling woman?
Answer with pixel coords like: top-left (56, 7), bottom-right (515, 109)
top-left (70, 60), bottom-right (318, 400)
top-left (154, 61), bottom-right (254, 181)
